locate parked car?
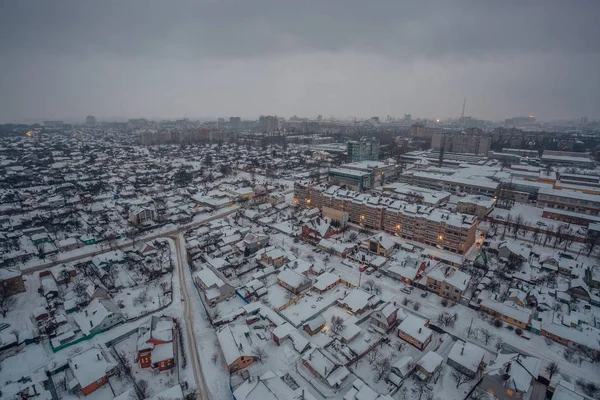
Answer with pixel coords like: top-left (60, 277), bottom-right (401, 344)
top-left (375, 272), bottom-right (382, 278)
top-left (421, 292), bottom-right (429, 298)
top-left (401, 287), bottom-right (413, 294)
top-left (365, 267), bottom-right (375, 275)
top-left (359, 265), bottom-right (368, 272)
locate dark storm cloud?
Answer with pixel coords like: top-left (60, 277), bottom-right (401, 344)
top-left (1, 0), bottom-right (599, 122)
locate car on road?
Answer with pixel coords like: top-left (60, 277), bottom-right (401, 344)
top-left (421, 292), bottom-right (429, 298)
top-left (401, 287), bottom-right (413, 294)
top-left (359, 265), bottom-right (368, 272)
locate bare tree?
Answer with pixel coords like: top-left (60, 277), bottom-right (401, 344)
top-left (513, 214), bottom-right (524, 238)
top-left (585, 231), bottom-right (600, 257)
top-left (411, 378), bottom-right (431, 400)
top-left (495, 338), bottom-right (504, 352)
top-left (330, 315), bottom-right (345, 335)
top-left (450, 370), bottom-right (471, 388)
top-left (373, 356), bottom-right (392, 382)
top-left (363, 278), bottom-right (376, 292)
top-left (348, 232), bottom-right (358, 242)
top-left (545, 362), bottom-right (559, 380)
top-left (413, 301), bottom-right (421, 311)
top-left (306, 254), bottom-right (315, 263)
top-left (366, 346), bottom-right (381, 365)
top-left (0, 282), bottom-right (18, 317)
top-left (480, 328), bottom-right (495, 345)
top-left (253, 346), bottom-right (268, 364)
top-left (323, 255), bottom-right (331, 266)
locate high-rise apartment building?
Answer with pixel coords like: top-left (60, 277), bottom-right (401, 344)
top-left (347, 137), bottom-right (380, 162)
top-left (85, 115), bottom-right (96, 126)
top-left (410, 123), bottom-right (441, 139)
top-left (431, 133), bottom-right (491, 155)
top-left (258, 115), bottom-right (278, 134)
top-left (230, 117), bottom-right (241, 131)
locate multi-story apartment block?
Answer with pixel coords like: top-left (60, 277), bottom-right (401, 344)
top-left (537, 188), bottom-right (600, 216)
top-left (294, 183), bottom-right (477, 255)
top-left (347, 137), bottom-right (380, 162)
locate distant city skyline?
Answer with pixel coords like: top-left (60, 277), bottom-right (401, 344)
top-left (1, 1), bottom-right (598, 123)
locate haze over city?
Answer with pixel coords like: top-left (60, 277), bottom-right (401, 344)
top-left (1, 0), bottom-right (599, 123)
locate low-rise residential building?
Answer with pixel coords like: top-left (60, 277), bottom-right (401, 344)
top-left (369, 302), bottom-right (400, 332)
top-left (0, 267), bottom-right (26, 296)
top-left (68, 347), bottom-right (118, 396)
top-left (415, 351), bottom-right (444, 381)
top-left (137, 316), bottom-right (175, 371)
top-left (361, 233), bottom-right (396, 257)
top-left (129, 206), bottom-right (156, 225)
top-left (426, 263), bottom-right (471, 302)
top-left (194, 268), bottom-right (235, 306)
top-left (74, 299), bottom-right (125, 336)
top-left (456, 195), bottom-right (496, 218)
top-left (478, 299), bottom-right (532, 328)
top-left (479, 353), bottom-right (541, 400)
top-left (447, 340), bottom-right (488, 378)
top-left (397, 314), bottom-right (432, 350)
top-left (301, 348), bottom-right (350, 388)
top-left (277, 268), bottom-right (312, 294)
top-left (216, 323), bottom-right (256, 372)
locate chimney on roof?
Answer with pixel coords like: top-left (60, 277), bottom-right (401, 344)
top-left (419, 328), bottom-right (422, 333)
top-left (85, 310), bottom-right (88, 317)
top-left (96, 353), bottom-right (101, 361)
top-left (74, 364), bottom-right (78, 369)
top-left (90, 321), bottom-right (93, 327)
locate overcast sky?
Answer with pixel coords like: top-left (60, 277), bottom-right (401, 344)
top-left (1, 0), bottom-right (599, 123)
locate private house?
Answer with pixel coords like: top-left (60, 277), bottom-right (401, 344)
top-left (391, 355), bottom-right (415, 380)
top-left (498, 241), bottom-right (530, 263)
top-left (271, 323), bottom-right (311, 354)
top-left (129, 206), bottom-right (156, 225)
top-left (261, 247), bottom-right (287, 267)
top-left (216, 324), bottom-right (256, 372)
top-left (303, 315), bottom-right (326, 336)
top-left (277, 268), bottom-right (312, 294)
top-left (133, 241), bottom-right (157, 257)
top-left (478, 299), bottom-right (532, 329)
top-left (447, 340), bottom-right (489, 378)
top-left (74, 299), bottom-right (124, 336)
top-left (317, 238), bottom-right (356, 258)
top-left (233, 371), bottom-right (299, 400)
top-left (301, 218), bottom-right (341, 244)
top-left (386, 257), bottom-right (426, 284)
top-left (137, 316), bottom-right (175, 371)
top-left (415, 351), bottom-right (444, 381)
top-left (0, 267), bottom-right (26, 296)
top-left (361, 233), bottom-right (396, 257)
top-left (58, 237), bottom-right (83, 253)
top-left (301, 348), bottom-right (350, 389)
top-left (68, 347), bottom-right (117, 396)
top-left (194, 268), bottom-right (235, 306)
top-left (397, 314), bottom-right (432, 350)
top-left (479, 353), bottom-right (541, 400)
top-left (338, 288), bottom-right (377, 315)
top-left (541, 322), bottom-right (600, 354)
top-left (312, 272), bottom-right (343, 293)
top-left (237, 232), bottom-right (270, 255)
top-left (426, 263), bottom-right (471, 302)
top-left (370, 302), bottom-right (401, 333)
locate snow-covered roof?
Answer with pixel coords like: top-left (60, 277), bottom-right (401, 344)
top-left (151, 342), bottom-right (174, 363)
top-left (216, 324), bottom-right (254, 365)
top-left (339, 288), bottom-right (375, 314)
top-left (313, 272), bottom-right (341, 291)
top-left (277, 268), bottom-right (311, 290)
top-left (448, 340), bottom-right (487, 374)
top-left (417, 351), bottom-right (443, 373)
top-left (68, 347), bottom-right (116, 389)
top-left (397, 314), bottom-right (432, 343)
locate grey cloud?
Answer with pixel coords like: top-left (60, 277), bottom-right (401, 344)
top-left (0, 0), bottom-right (598, 122)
